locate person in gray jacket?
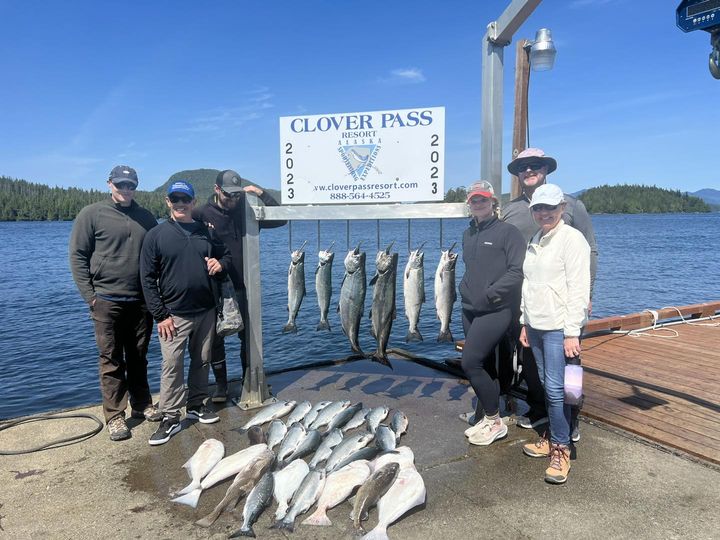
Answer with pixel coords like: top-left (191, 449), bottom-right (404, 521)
top-left (69, 165), bottom-right (161, 442)
top-left (502, 148), bottom-right (598, 441)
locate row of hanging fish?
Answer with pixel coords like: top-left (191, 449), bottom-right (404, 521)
top-left (170, 399), bottom-right (425, 539)
top-left (283, 241), bottom-right (459, 363)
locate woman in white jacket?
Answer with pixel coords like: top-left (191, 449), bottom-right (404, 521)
top-left (519, 183), bottom-right (590, 484)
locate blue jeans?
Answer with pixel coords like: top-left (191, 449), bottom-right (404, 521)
top-left (526, 327), bottom-right (571, 446)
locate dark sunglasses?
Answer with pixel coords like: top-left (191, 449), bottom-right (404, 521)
top-left (531, 204), bottom-right (559, 212)
top-left (113, 181), bottom-right (137, 191)
top-left (168, 195), bottom-right (193, 204)
top-left (221, 189), bottom-right (242, 199)
top-left (520, 161), bottom-right (545, 172)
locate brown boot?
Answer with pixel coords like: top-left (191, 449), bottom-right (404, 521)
top-left (545, 444), bottom-right (571, 484)
top-left (522, 432), bottom-right (550, 458)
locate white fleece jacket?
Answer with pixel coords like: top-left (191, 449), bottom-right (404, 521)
top-left (520, 220), bottom-right (591, 337)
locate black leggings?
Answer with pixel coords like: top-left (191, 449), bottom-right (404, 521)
top-left (461, 307), bottom-right (513, 419)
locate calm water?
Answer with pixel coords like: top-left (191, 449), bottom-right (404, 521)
top-left (1, 213), bottom-right (718, 419)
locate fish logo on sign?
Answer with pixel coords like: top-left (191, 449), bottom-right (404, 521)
top-left (338, 143), bottom-right (381, 181)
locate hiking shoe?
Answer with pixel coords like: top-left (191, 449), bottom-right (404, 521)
top-left (107, 416), bottom-right (130, 441)
top-left (545, 444), bottom-right (571, 484)
top-left (523, 434), bottom-right (551, 458)
top-left (131, 404), bottom-right (162, 422)
top-left (468, 419), bottom-right (508, 446)
top-left (211, 383), bottom-right (228, 404)
top-left (517, 413), bottom-right (549, 429)
top-left (186, 404), bottom-right (220, 424)
top-left (149, 415), bottom-right (182, 446)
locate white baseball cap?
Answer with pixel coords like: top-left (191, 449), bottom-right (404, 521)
top-left (528, 183), bottom-right (565, 208)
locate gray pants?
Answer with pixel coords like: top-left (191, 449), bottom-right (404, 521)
top-left (158, 309), bottom-right (215, 416)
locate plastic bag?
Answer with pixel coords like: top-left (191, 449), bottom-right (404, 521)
top-left (216, 277), bottom-right (244, 337)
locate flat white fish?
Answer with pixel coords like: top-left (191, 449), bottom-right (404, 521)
top-left (302, 400), bottom-right (333, 428)
top-left (286, 400), bottom-right (312, 426)
top-left (273, 459), bottom-right (310, 521)
top-left (175, 438), bottom-right (225, 496)
top-left (302, 460), bottom-right (372, 526)
top-left (266, 419), bottom-right (287, 451)
top-left (240, 400), bottom-right (296, 431)
top-left (370, 446), bottom-right (415, 472)
top-left (273, 469), bottom-right (327, 532)
top-left (361, 467), bottom-right (426, 540)
top-left (434, 245), bottom-right (458, 342)
top-left (403, 246), bottom-right (426, 342)
top-left (172, 443), bottom-right (269, 508)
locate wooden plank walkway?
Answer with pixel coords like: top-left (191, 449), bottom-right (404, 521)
top-left (581, 319), bottom-right (720, 464)
top-left (455, 302), bottom-right (720, 465)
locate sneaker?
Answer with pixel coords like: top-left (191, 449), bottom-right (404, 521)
top-left (517, 413), bottom-right (549, 429)
top-left (545, 444), bottom-right (571, 484)
top-left (523, 434), bottom-right (550, 458)
top-left (464, 415), bottom-right (492, 437)
top-left (149, 415), bottom-right (182, 446)
top-left (571, 420), bottom-right (581, 443)
top-left (211, 383), bottom-right (228, 404)
top-left (186, 404), bottom-right (220, 424)
top-left (107, 416), bottom-right (130, 441)
top-left (131, 404), bottom-right (162, 422)
top-left (458, 411), bottom-right (477, 426)
top-left (468, 419), bottom-right (508, 446)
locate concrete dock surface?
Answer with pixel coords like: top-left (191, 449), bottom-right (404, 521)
top-left (2, 358), bottom-right (718, 539)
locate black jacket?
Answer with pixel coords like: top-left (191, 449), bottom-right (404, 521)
top-left (459, 216), bottom-right (526, 313)
top-left (192, 191), bottom-right (284, 291)
top-left (140, 219), bottom-right (232, 321)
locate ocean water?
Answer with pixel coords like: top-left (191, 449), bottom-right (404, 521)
top-left (1, 213), bottom-right (718, 419)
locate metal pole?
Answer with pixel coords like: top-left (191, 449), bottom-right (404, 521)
top-left (237, 193), bottom-right (272, 409)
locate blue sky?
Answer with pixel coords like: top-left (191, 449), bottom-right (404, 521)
top-left (0, 0), bottom-right (717, 194)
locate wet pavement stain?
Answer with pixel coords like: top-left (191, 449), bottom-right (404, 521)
top-left (10, 469), bottom-right (45, 479)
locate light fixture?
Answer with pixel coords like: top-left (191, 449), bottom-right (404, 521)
top-left (527, 28), bottom-right (556, 71)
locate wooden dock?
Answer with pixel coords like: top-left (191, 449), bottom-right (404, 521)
top-left (456, 302), bottom-right (720, 465)
top-left (580, 302), bottom-right (720, 464)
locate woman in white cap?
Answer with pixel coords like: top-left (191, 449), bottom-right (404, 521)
top-left (459, 181), bottom-right (526, 446)
top-left (519, 183), bottom-right (591, 483)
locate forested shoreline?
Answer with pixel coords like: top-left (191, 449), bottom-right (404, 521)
top-left (0, 175), bottom-right (713, 221)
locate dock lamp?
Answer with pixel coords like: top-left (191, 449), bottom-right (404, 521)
top-left (676, 0), bottom-right (720, 79)
top-left (525, 28), bottom-right (556, 71)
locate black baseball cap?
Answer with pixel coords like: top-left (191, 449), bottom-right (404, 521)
top-left (109, 165), bottom-right (139, 187)
top-left (216, 169), bottom-right (244, 193)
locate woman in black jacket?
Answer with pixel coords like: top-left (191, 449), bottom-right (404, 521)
top-left (459, 181), bottom-right (526, 446)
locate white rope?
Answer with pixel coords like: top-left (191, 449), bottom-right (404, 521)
top-left (609, 306), bottom-right (719, 339)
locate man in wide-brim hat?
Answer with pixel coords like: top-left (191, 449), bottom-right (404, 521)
top-left (501, 148), bottom-right (598, 442)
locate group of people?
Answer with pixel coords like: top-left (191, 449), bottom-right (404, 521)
top-left (459, 148), bottom-right (597, 485)
top-left (69, 166), bottom-right (281, 445)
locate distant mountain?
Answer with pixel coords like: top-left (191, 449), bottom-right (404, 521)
top-left (690, 188), bottom-right (720, 205)
top-left (156, 169), bottom-right (281, 203)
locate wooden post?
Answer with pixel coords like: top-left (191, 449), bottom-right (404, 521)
top-left (511, 39), bottom-right (530, 199)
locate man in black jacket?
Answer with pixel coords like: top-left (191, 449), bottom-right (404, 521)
top-left (192, 169), bottom-right (284, 402)
top-left (140, 181), bottom-right (232, 446)
top-left (69, 165), bottom-right (161, 442)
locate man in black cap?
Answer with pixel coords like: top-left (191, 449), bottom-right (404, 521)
top-left (69, 165), bottom-right (161, 441)
top-left (192, 170), bottom-right (284, 402)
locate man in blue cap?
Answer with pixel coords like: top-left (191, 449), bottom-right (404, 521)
top-left (69, 165), bottom-right (161, 442)
top-left (140, 180), bottom-right (232, 446)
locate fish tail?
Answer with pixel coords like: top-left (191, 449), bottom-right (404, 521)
top-left (437, 329), bottom-right (454, 343)
top-left (171, 488), bottom-right (202, 508)
top-left (194, 515), bottom-right (215, 528)
top-left (361, 526), bottom-right (390, 540)
top-left (302, 509), bottom-right (332, 527)
top-left (174, 479), bottom-right (199, 496)
top-left (405, 329), bottom-right (423, 342)
top-left (271, 519), bottom-right (294, 532)
top-left (228, 526), bottom-right (255, 538)
top-left (282, 322), bottom-right (298, 333)
top-left (316, 320), bottom-right (331, 331)
top-left (371, 354), bottom-right (394, 370)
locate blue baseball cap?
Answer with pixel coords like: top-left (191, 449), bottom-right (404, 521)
top-left (167, 181), bottom-right (195, 198)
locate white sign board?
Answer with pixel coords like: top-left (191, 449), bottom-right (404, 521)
top-left (279, 107), bottom-right (445, 205)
